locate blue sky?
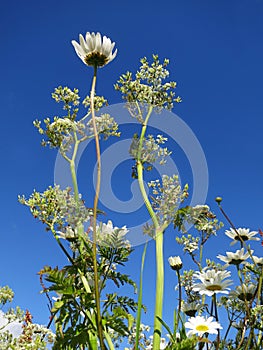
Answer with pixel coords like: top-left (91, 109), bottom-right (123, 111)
top-left (1, 0), bottom-right (263, 338)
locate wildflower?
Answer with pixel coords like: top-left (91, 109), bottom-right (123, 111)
top-left (92, 220), bottom-right (130, 248)
top-left (253, 255), bottom-right (263, 266)
top-left (230, 284), bottom-right (256, 301)
top-left (185, 316), bottom-right (222, 337)
top-left (193, 269), bottom-right (232, 296)
top-left (97, 220), bottom-right (128, 236)
top-left (181, 301), bottom-right (202, 317)
top-left (145, 335), bottom-right (167, 350)
top-left (168, 256), bottom-right (183, 271)
top-left (217, 248), bottom-right (253, 265)
top-left (71, 32), bottom-right (117, 67)
top-left (225, 228), bottom-right (259, 245)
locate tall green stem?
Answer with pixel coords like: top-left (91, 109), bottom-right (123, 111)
top-left (90, 65), bottom-right (105, 350)
top-left (136, 105), bottom-right (164, 350)
top-left (135, 243), bottom-right (148, 350)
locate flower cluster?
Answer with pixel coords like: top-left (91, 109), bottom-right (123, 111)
top-left (130, 134), bottom-right (171, 170)
top-left (115, 55), bottom-right (181, 116)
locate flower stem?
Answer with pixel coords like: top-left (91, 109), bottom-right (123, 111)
top-left (176, 270), bottom-right (182, 332)
top-left (90, 65), bottom-right (105, 350)
top-left (212, 294), bottom-right (220, 350)
top-left (135, 242), bottom-right (148, 350)
top-left (136, 105), bottom-right (164, 350)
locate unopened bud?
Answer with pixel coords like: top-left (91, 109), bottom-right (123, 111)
top-left (215, 197), bottom-right (223, 204)
top-left (168, 256), bottom-right (183, 271)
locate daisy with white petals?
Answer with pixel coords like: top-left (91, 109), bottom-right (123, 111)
top-left (217, 248), bottom-right (253, 266)
top-left (225, 228), bottom-right (260, 245)
top-left (185, 316), bottom-right (222, 337)
top-left (193, 269), bottom-right (232, 296)
top-left (72, 32), bottom-right (117, 67)
top-left (230, 284), bottom-right (256, 301)
top-left (253, 255), bottom-right (263, 266)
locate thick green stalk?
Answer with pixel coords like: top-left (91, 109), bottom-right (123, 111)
top-left (136, 105), bottom-right (164, 350)
top-left (153, 228), bottom-right (164, 350)
top-left (135, 242), bottom-right (148, 350)
top-left (90, 65), bottom-right (105, 350)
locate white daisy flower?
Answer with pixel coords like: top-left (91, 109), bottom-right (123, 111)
top-left (193, 269), bottom-right (232, 296)
top-left (230, 284), bottom-right (256, 301)
top-left (225, 228), bottom-right (259, 245)
top-left (253, 255), bottom-right (263, 266)
top-left (92, 220), bottom-right (130, 248)
top-left (168, 256), bottom-right (183, 271)
top-left (217, 248), bottom-right (253, 265)
top-left (185, 316), bottom-right (222, 337)
top-left (72, 32), bottom-right (117, 67)
top-left (181, 301), bottom-right (202, 317)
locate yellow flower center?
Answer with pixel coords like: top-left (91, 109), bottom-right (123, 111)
top-left (196, 325), bottom-right (209, 332)
top-left (206, 284), bottom-right (222, 291)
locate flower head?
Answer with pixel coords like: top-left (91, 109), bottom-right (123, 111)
top-left (181, 301), bottom-right (202, 317)
top-left (230, 284), bottom-right (256, 301)
top-left (217, 248), bottom-right (253, 265)
top-left (193, 269), bottom-right (232, 296)
top-left (225, 228), bottom-right (259, 245)
top-left (72, 32), bottom-right (117, 67)
top-left (168, 256), bottom-right (182, 271)
top-left (93, 220), bottom-right (130, 248)
top-left (185, 316), bottom-right (222, 337)
top-left (253, 255), bottom-right (263, 266)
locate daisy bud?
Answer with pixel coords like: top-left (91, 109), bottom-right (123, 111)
top-left (215, 196), bottom-right (222, 204)
top-left (168, 256), bottom-right (183, 271)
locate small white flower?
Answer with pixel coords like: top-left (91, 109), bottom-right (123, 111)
top-left (185, 315), bottom-right (222, 337)
top-left (225, 228), bottom-right (259, 245)
top-left (168, 256), bottom-right (182, 270)
top-left (217, 248), bottom-right (253, 265)
top-left (182, 301), bottom-right (202, 317)
top-left (193, 269), bottom-right (232, 296)
top-left (192, 205), bottom-right (210, 211)
top-left (97, 220), bottom-right (128, 236)
top-left (92, 220), bottom-right (130, 248)
top-left (72, 32), bottom-right (117, 67)
top-left (230, 284), bottom-right (256, 301)
top-left (253, 255), bottom-right (263, 266)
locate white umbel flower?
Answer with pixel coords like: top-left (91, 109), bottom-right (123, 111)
top-left (193, 269), bottom-right (232, 296)
top-left (72, 32), bottom-right (117, 67)
top-left (185, 316), bottom-right (222, 337)
top-left (217, 248), bottom-right (253, 265)
top-left (225, 228), bottom-right (259, 245)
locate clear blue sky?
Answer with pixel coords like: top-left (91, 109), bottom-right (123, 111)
top-left (1, 0), bottom-right (263, 335)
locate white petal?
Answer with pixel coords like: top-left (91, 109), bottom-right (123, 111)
top-left (71, 40), bottom-right (85, 60)
top-left (110, 48), bottom-right (118, 61)
top-left (95, 32), bottom-right (102, 52)
top-left (79, 34), bottom-right (89, 53)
